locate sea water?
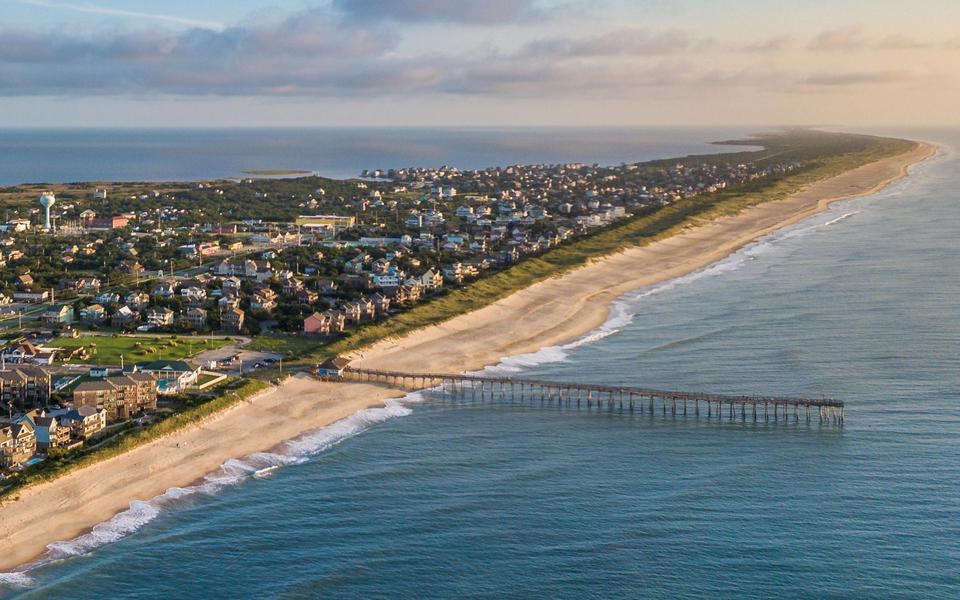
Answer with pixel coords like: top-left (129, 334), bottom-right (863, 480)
top-left (0, 127), bottom-right (754, 184)
top-left (2, 129), bottom-right (959, 599)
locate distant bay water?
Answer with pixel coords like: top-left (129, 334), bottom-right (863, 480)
top-left (0, 127), bottom-right (757, 185)
top-left (2, 129), bottom-right (959, 599)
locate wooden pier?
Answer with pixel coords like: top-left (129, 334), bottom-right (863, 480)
top-left (337, 367), bottom-right (845, 425)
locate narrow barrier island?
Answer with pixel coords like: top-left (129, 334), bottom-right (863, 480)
top-left (0, 130), bottom-right (918, 535)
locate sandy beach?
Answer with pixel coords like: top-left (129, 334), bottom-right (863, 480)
top-left (0, 141), bottom-right (935, 574)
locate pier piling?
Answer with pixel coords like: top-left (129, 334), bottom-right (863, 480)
top-left (337, 367), bottom-right (844, 427)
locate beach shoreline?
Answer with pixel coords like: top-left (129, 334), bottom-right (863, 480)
top-left (353, 142), bottom-right (936, 374)
top-left (0, 141), bottom-right (936, 576)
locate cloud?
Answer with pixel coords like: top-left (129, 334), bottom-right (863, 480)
top-left (808, 26), bottom-right (863, 51)
top-left (801, 69), bottom-right (917, 86)
top-left (0, 6), bottom-right (402, 96)
top-left (0, 9), bottom-right (393, 64)
top-left (745, 35), bottom-right (792, 52)
top-left (809, 27), bottom-right (934, 51)
top-left (15, 0), bottom-right (225, 30)
top-left (0, 6), bottom-right (938, 102)
top-left (331, 0), bottom-right (544, 24)
top-left (520, 29), bottom-right (802, 59)
top-left (521, 29), bottom-right (699, 58)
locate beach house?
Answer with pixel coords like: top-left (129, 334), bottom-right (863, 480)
top-left (303, 312), bottom-right (328, 335)
top-left (146, 307), bottom-right (175, 328)
top-left (0, 420), bottom-right (36, 468)
top-left (178, 307), bottom-right (208, 330)
top-left (52, 406), bottom-right (107, 440)
top-left (111, 305), bottom-right (139, 328)
top-left (33, 414), bottom-right (72, 450)
top-left (316, 357), bottom-right (350, 379)
top-left (79, 304), bottom-right (106, 323)
top-left (41, 305), bottom-right (74, 326)
top-left (221, 307), bottom-right (245, 333)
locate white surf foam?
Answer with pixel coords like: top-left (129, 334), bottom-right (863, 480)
top-left (0, 571), bottom-right (34, 588)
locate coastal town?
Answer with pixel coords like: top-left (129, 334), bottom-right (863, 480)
top-left (0, 0), bottom-right (949, 592)
top-left (0, 148), bottom-right (809, 476)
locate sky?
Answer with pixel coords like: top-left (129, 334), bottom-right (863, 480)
top-left (1, 0), bottom-right (958, 127)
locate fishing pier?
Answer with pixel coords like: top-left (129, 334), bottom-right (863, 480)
top-left (336, 366), bottom-right (845, 425)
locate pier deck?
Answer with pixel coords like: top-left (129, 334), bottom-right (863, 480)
top-left (336, 367), bottom-right (845, 425)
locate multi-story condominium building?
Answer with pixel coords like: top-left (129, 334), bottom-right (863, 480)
top-left (72, 372), bottom-right (158, 421)
top-left (0, 365), bottom-right (52, 410)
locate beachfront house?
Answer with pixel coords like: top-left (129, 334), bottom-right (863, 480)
top-left (316, 357), bottom-right (350, 379)
top-left (33, 415), bottom-right (72, 450)
top-left (0, 420), bottom-right (36, 468)
top-left (53, 406), bottom-right (107, 440)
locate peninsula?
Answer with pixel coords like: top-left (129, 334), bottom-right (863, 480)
top-left (0, 130), bottom-right (935, 575)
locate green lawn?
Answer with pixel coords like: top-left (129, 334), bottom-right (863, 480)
top-left (246, 334), bottom-right (325, 357)
top-left (49, 335), bottom-right (231, 365)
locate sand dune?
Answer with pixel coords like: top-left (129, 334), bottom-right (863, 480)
top-left (0, 141), bottom-right (935, 574)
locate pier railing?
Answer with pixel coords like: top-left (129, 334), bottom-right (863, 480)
top-left (338, 367), bottom-right (845, 425)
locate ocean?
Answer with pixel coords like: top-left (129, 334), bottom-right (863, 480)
top-left (0, 127), bottom-right (757, 185)
top-left (2, 128), bottom-right (959, 598)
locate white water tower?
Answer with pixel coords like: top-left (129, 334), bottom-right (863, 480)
top-left (39, 191), bottom-right (56, 231)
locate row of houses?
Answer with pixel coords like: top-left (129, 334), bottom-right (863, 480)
top-left (0, 362), bottom-right (196, 469)
top-left (1, 406), bottom-right (108, 469)
top-left (1, 341), bottom-right (60, 365)
top-left (302, 292), bottom-right (392, 335)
